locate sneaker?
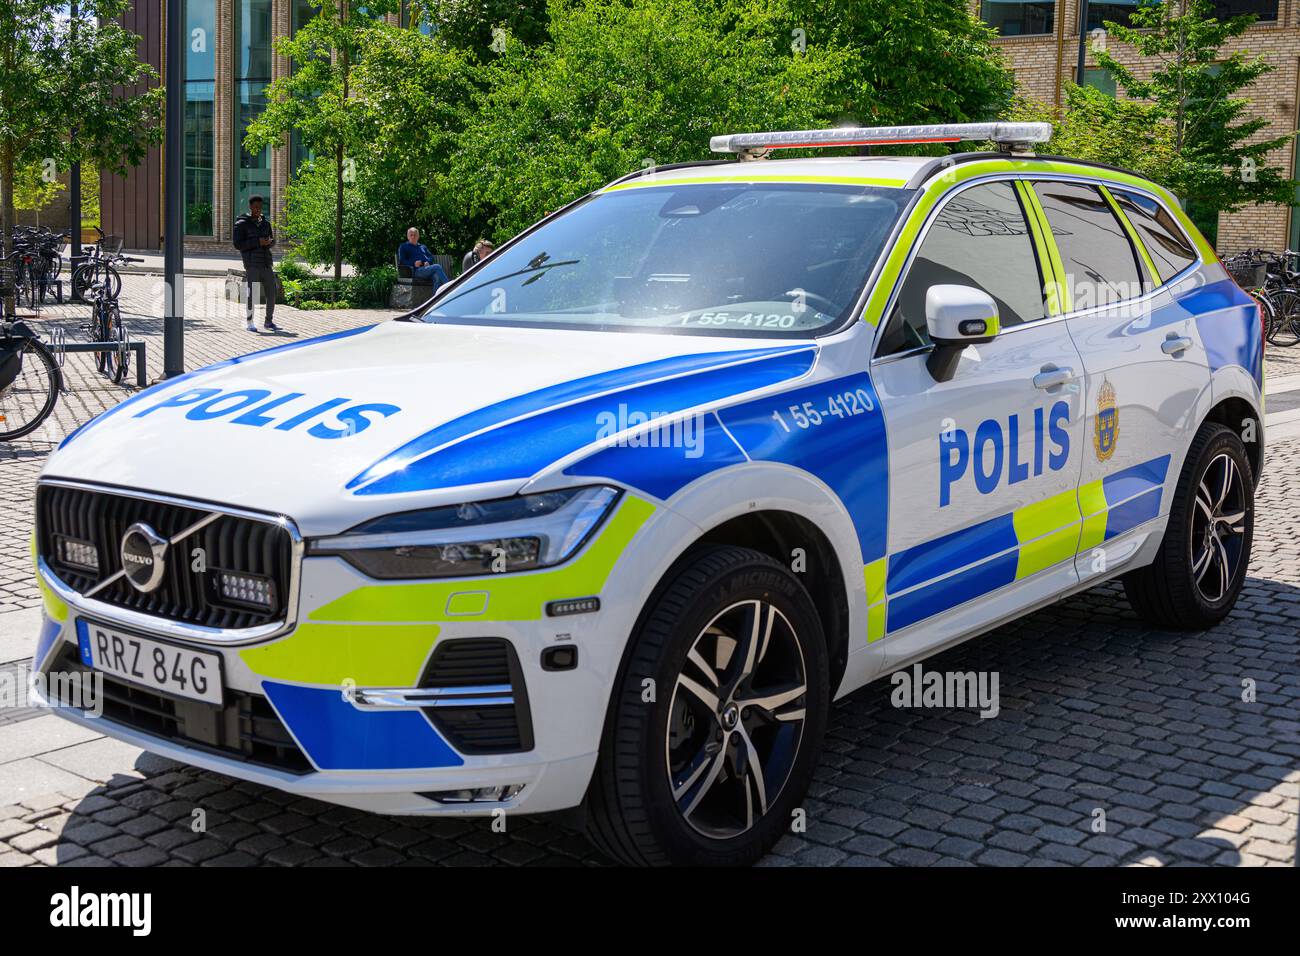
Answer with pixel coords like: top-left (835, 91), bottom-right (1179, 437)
top-left (264, 320), bottom-right (280, 332)
top-left (245, 321), bottom-right (257, 332)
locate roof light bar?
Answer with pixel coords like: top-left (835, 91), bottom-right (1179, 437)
top-left (709, 123), bottom-right (1053, 159)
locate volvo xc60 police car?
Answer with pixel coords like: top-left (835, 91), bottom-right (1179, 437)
top-left (30, 123), bottom-right (1263, 865)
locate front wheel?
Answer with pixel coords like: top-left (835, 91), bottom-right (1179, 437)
top-left (585, 545), bottom-right (829, 866)
top-left (1123, 422), bottom-right (1254, 629)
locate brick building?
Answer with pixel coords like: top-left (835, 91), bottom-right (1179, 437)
top-left (102, 1), bottom-right (427, 254)
top-left (976, 0), bottom-right (1300, 253)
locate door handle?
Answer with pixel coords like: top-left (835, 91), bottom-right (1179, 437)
top-left (1033, 366), bottom-right (1075, 390)
top-left (1162, 335), bottom-right (1194, 356)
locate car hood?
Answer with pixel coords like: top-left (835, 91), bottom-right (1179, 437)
top-left (45, 322), bottom-right (818, 535)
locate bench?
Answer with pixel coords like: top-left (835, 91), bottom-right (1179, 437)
top-left (390, 253), bottom-right (454, 310)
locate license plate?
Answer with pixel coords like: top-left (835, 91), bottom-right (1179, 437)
top-left (78, 620), bottom-right (223, 706)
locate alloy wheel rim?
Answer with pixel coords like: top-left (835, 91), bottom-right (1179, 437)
top-left (1189, 452), bottom-right (1247, 604)
top-left (665, 599), bottom-right (808, 840)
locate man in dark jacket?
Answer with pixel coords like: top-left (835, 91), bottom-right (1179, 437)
top-left (397, 228), bottom-right (449, 286)
top-left (232, 195), bottom-right (280, 332)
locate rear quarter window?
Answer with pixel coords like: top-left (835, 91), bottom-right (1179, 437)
top-left (1111, 189), bottom-right (1198, 283)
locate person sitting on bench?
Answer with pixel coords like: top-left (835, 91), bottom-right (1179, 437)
top-left (397, 228), bottom-right (449, 286)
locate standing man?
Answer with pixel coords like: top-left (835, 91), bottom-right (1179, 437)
top-left (233, 195), bottom-right (280, 332)
top-left (461, 238), bottom-right (494, 275)
top-left (398, 228), bottom-right (450, 286)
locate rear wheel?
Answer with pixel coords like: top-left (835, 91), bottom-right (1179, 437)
top-left (1123, 422), bottom-right (1254, 629)
top-left (0, 339), bottom-right (60, 441)
top-left (586, 545), bottom-right (828, 866)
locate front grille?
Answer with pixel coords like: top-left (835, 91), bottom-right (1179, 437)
top-left (36, 483), bottom-right (294, 631)
top-left (50, 644), bottom-right (312, 774)
top-left (420, 639), bottom-right (534, 754)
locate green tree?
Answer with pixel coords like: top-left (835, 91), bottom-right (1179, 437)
top-left (450, 0), bottom-right (859, 238)
top-left (1003, 86), bottom-right (1176, 184)
top-left (410, 0), bottom-right (551, 52)
top-left (245, 1), bottom-right (397, 280)
top-left (0, 0), bottom-right (162, 315)
top-left (778, 0), bottom-right (1014, 129)
top-left (1095, 0), bottom-right (1296, 222)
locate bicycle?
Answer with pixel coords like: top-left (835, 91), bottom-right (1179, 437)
top-left (9, 226), bottom-right (69, 307)
top-left (70, 228), bottom-right (125, 302)
top-left (83, 281), bottom-right (130, 385)
top-left (0, 317), bottom-right (62, 440)
top-left (1224, 248), bottom-right (1300, 347)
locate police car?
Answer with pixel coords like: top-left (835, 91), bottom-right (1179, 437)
top-left (31, 123), bottom-right (1262, 866)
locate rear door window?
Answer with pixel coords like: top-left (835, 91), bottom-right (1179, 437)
top-left (1031, 181), bottom-right (1143, 310)
top-left (1110, 189), bottom-right (1198, 282)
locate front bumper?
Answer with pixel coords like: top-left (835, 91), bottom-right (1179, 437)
top-left (29, 489), bottom-right (678, 816)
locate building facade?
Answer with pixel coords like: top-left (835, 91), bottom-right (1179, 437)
top-left (977, 0), bottom-right (1300, 253)
top-left (103, 1), bottom-right (424, 254)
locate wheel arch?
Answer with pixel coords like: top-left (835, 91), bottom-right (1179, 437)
top-left (1201, 388), bottom-right (1263, 484)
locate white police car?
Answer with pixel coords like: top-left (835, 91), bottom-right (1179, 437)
top-left (32, 123), bottom-right (1263, 865)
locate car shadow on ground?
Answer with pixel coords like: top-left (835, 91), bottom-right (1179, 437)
top-left (42, 574), bottom-right (1298, 867)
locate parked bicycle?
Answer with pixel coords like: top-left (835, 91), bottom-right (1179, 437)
top-left (70, 227), bottom-right (126, 302)
top-left (0, 316), bottom-right (62, 441)
top-left (82, 280), bottom-right (132, 385)
top-left (1224, 248), bottom-right (1300, 347)
top-left (8, 226), bottom-right (70, 308)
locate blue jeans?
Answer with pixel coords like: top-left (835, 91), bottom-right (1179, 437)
top-left (412, 263), bottom-right (449, 285)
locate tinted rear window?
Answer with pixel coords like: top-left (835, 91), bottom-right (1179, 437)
top-left (1111, 189), bottom-right (1198, 282)
top-left (1032, 181), bottom-right (1143, 310)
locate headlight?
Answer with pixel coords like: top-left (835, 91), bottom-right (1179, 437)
top-left (308, 485), bottom-right (621, 579)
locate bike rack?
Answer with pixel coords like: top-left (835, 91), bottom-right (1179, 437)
top-left (49, 337), bottom-right (148, 388)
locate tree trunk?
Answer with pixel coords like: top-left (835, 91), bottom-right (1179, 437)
top-left (1, 138), bottom-right (14, 319)
top-left (334, 143), bottom-right (343, 282)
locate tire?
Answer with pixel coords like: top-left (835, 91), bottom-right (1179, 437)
top-left (106, 305), bottom-right (129, 385)
top-left (0, 339), bottom-right (60, 441)
top-left (1270, 290), bottom-right (1300, 346)
top-left (1122, 422), bottom-right (1254, 630)
top-left (71, 264), bottom-right (92, 303)
top-left (585, 545), bottom-right (829, 866)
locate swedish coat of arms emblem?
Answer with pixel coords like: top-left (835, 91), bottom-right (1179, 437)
top-left (1094, 379), bottom-right (1119, 461)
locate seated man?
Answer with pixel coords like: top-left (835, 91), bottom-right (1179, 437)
top-left (397, 227), bottom-right (449, 286)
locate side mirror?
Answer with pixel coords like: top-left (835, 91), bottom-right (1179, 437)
top-left (925, 284), bottom-right (1000, 382)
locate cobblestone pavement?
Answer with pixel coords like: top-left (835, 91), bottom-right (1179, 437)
top-left (0, 286), bottom-right (1296, 866)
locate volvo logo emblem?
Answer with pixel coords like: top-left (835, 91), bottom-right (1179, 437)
top-left (120, 523), bottom-right (168, 593)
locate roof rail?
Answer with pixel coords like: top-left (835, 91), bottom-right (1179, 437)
top-left (710, 123), bottom-right (1052, 161)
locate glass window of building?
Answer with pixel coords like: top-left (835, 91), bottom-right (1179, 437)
top-left (185, 0), bottom-right (216, 236)
top-left (981, 0), bottom-right (1055, 36)
top-left (1083, 68), bottom-right (1116, 97)
top-left (1086, 1), bottom-right (1141, 31)
top-left (234, 0), bottom-right (274, 218)
top-left (289, 1), bottom-right (321, 179)
top-left (1212, 0), bottom-right (1278, 21)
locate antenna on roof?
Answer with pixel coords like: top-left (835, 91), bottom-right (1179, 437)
top-left (709, 123), bottom-right (1053, 161)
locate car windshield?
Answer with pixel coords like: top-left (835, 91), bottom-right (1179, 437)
top-left (417, 181), bottom-right (911, 337)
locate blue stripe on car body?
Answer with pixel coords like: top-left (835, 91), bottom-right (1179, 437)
top-left (261, 681), bottom-right (465, 771)
top-left (563, 412), bottom-right (748, 501)
top-left (717, 372), bottom-right (890, 565)
top-left (887, 550), bottom-right (1019, 633)
top-left (886, 513), bottom-right (1018, 596)
top-left (1102, 455), bottom-right (1170, 505)
top-left (346, 345), bottom-right (812, 491)
top-left (353, 347), bottom-right (817, 496)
